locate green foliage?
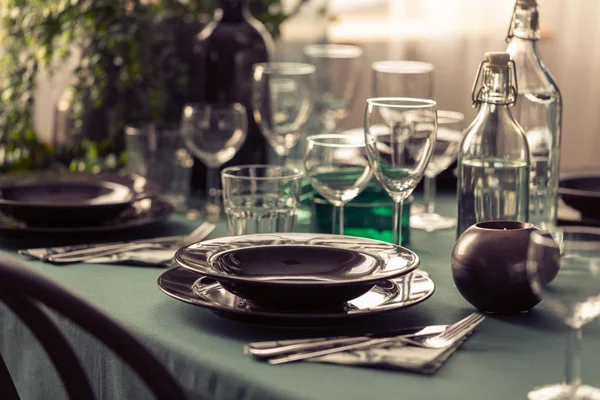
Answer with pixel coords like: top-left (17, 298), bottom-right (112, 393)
top-left (0, 0), bottom-right (297, 172)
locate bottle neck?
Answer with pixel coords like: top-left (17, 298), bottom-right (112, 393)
top-left (478, 65), bottom-right (515, 106)
top-left (216, 0), bottom-right (250, 23)
top-left (507, 35), bottom-right (538, 54)
top-left (507, 1), bottom-right (540, 41)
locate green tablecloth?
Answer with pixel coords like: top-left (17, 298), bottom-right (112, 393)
top-left (1, 195), bottom-right (599, 400)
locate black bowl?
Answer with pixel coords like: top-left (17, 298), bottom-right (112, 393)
top-left (174, 233), bottom-right (420, 311)
top-left (210, 245), bottom-right (383, 310)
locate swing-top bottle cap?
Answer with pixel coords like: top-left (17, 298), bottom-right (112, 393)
top-left (485, 52), bottom-right (510, 66)
top-left (471, 52), bottom-right (518, 106)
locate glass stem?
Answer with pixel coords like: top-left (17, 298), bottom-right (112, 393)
top-left (392, 199), bottom-right (404, 245)
top-left (331, 205), bottom-right (337, 234)
top-left (339, 204), bottom-right (345, 236)
top-left (323, 116), bottom-right (337, 133)
top-left (206, 167), bottom-right (219, 204)
top-left (276, 153), bottom-right (286, 166)
top-left (564, 326), bottom-right (582, 388)
top-left (424, 175), bottom-right (436, 214)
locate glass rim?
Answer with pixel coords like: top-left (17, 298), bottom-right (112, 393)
top-left (306, 133), bottom-right (366, 148)
top-left (475, 221), bottom-right (534, 231)
top-left (372, 60), bottom-right (435, 74)
top-left (183, 102), bottom-right (246, 114)
top-left (437, 110), bottom-right (465, 124)
top-left (303, 44), bottom-right (363, 59)
top-left (221, 164), bottom-right (304, 181)
top-left (252, 62), bottom-right (316, 75)
top-left (311, 192), bottom-right (413, 208)
top-left (125, 125), bottom-right (180, 136)
top-left (366, 97), bottom-right (437, 109)
top-left (531, 226), bottom-right (600, 246)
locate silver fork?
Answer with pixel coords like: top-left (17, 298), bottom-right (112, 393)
top-left (266, 313), bottom-right (485, 365)
top-left (46, 221), bottom-right (216, 264)
top-left (397, 313), bottom-right (485, 349)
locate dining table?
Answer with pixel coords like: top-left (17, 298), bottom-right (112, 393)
top-left (0, 193), bottom-right (598, 400)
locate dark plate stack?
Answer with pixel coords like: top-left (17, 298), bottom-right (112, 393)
top-left (0, 172), bottom-right (173, 235)
top-left (559, 170), bottom-right (600, 227)
top-left (158, 233), bottom-right (435, 327)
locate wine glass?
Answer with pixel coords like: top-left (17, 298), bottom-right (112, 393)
top-left (410, 110), bottom-right (465, 232)
top-left (527, 227), bottom-right (600, 400)
top-left (252, 62), bottom-right (316, 166)
top-left (303, 44), bottom-right (363, 132)
top-left (372, 60), bottom-right (434, 99)
top-left (304, 134), bottom-right (373, 235)
top-left (372, 60), bottom-right (435, 216)
top-left (364, 97), bottom-right (437, 245)
top-left (180, 103), bottom-right (247, 217)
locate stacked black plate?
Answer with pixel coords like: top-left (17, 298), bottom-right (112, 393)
top-left (0, 172), bottom-right (173, 234)
top-left (559, 170), bottom-right (600, 226)
top-left (158, 233), bottom-right (435, 326)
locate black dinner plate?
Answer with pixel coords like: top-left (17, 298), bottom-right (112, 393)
top-left (0, 172), bottom-right (159, 227)
top-left (157, 267), bottom-right (435, 327)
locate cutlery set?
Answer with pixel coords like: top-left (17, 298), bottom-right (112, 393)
top-left (245, 313), bottom-right (485, 365)
top-left (20, 221), bottom-right (216, 265)
top-left (47, 221), bottom-right (215, 263)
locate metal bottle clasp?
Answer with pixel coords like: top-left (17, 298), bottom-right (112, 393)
top-left (506, 1), bottom-right (518, 41)
top-left (470, 59), bottom-right (519, 107)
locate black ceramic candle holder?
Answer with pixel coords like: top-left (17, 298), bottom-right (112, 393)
top-left (451, 220), bottom-right (549, 314)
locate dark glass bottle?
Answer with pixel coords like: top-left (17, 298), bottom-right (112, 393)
top-left (190, 0), bottom-right (274, 192)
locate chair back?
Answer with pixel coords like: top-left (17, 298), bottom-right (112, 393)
top-left (0, 254), bottom-right (187, 400)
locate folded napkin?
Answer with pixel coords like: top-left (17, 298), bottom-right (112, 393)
top-left (19, 244), bottom-right (176, 267)
top-left (286, 336), bottom-right (468, 374)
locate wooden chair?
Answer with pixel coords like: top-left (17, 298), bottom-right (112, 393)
top-left (0, 254), bottom-right (187, 400)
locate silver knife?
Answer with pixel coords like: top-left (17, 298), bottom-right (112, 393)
top-left (19, 236), bottom-right (183, 262)
top-left (246, 324), bottom-right (448, 359)
top-left (46, 236), bottom-right (182, 261)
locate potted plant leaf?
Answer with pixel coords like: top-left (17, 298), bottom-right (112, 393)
top-left (0, 0), bottom-right (308, 173)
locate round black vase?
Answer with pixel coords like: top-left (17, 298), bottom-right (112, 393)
top-left (451, 220), bottom-right (542, 313)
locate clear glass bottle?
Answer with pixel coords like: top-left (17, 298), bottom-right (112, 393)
top-left (506, 0), bottom-right (562, 229)
top-left (457, 52), bottom-right (530, 237)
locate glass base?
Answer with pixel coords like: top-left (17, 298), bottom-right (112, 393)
top-left (184, 201), bottom-right (222, 222)
top-left (529, 384), bottom-right (600, 400)
top-left (411, 203), bottom-right (425, 215)
top-left (204, 203), bottom-right (222, 221)
top-left (163, 194), bottom-right (188, 213)
top-left (410, 212), bottom-right (456, 232)
top-left (185, 208), bottom-right (202, 220)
